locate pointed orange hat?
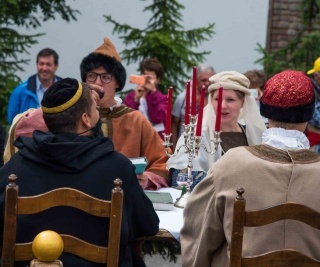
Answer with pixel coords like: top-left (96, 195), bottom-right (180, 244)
top-left (94, 37), bottom-right (121, 62)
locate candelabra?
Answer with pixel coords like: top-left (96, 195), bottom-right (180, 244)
top-left (163, 115), bottom-right (221, 208)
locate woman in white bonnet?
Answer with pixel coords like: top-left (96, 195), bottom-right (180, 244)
top-left (167, 70), bottom-right (266, 189)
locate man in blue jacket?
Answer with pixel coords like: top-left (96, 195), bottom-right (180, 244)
top-left (7, 48), bottom-right (62, 124)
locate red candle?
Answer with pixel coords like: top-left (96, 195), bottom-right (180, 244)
top-left (191, 66), bottom-right (197, 115)
top-left (165, 86), bottom-right (173, 134)
top-left (196, 85), bottom-right (205, 136)
top-left (184, 81), bottom-right (190, 125)
top-left (215, 86), bottom-right (223, 132)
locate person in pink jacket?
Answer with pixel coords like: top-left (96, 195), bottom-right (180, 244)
top-left (124, 58), bottom-right (167, 140)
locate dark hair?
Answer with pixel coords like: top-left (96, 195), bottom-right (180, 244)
top-left (43, 82), bottom-right (93, 133)
top-left (139, 58), bottom-right (164, 81)
top-left (37, 48), bottom-right (59, 65)
top-left (244, 69), bottom-right (266, 90)
top-left (80, 53), bottom-right (126, 92)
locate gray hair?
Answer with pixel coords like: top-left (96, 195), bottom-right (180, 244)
top-left (197, 65), bottom-right (215, 77)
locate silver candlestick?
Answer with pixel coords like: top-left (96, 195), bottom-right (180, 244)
top-left (163, 114), bottom-right (221, 208)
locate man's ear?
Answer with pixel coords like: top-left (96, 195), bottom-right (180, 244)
top-left (81, 113), bottom-right (91, 128)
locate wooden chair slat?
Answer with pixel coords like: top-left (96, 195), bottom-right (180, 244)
top-left (14, 243), bottom-right (33, 261)
top-left (242, 250), bottom-right (320, 267)
top-left (18, 188), bottom-right (111, 216)
top-left (245, 202), bottom-right (320, 227)
top-left (61, 234), bottom-right (107, 263)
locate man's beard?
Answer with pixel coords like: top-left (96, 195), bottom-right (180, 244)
top-left (91, 119), bottom-right (103, 137)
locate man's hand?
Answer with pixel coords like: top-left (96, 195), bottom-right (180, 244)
top-left (90, 84), bottom-right (104, 99)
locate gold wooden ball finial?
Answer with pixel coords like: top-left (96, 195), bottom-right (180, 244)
top-left (30, 230), bottom-right (64, 267)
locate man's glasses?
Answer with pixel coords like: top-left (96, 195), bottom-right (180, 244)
top-left (86, 72), bottom-right (113, 84)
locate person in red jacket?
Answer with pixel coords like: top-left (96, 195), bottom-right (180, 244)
top-left (124, 58), bottom-right (167, 139)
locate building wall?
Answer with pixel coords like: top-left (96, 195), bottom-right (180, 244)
top-left (266, 0), bottom-right (302, 53)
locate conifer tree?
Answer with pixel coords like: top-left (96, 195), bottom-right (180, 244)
top-left (256, 0), bottom-right (320, 77)
top-left (104, 0), bottom-right (215, 94)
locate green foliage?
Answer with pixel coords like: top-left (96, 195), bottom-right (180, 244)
top-left (1, 0), bottom-right (79, 28)
top-left (0, 0), bottom-right (79, 126)
top-left (142, 239), bottom-right (181, 262)
top-left (256, 0), bottom-right (320, 78)
top-left (104, 0), bottom-right (215, 94)
top-left (0, 29), bottom-right (41, 126)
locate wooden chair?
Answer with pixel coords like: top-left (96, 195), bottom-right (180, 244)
top-left (230, 187), bottom-right (320, 267)
top-left (1, 174), bottom-right (123, 267)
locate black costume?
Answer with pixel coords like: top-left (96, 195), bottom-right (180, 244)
top-left (0, 130), bottom-right (159, 267)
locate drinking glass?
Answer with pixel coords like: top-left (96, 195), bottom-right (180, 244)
top-left (176, 173), bottom-right (189, 189)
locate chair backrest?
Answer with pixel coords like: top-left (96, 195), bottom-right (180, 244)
top-left (230, 187), bottom-right (320, 267)
top-left (1, 174), bottom-right (123, 267)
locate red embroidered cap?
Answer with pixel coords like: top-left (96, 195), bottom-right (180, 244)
top-left (260, 70), bottom-right (315, 123)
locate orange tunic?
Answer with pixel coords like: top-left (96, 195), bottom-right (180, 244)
top-left (99, 105), bottom-right (169, 189)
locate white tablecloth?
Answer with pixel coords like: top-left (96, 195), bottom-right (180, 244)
top-left (155, 188), bottom-right (184, 242)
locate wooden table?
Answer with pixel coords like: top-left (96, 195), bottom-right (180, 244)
top-left (143, 228), bottom-right (176, 241)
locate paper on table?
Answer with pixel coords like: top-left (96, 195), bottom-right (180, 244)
top-left (155, 188), bottom-right (184, 241)
top-left (144, 190), bottom-right (174, 211)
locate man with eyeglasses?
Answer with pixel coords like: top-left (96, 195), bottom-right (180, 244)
top-left (80, 37), bottom-right (170, 190)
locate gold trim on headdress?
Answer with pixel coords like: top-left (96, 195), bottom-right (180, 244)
top-left (42, 82), bottom-right (83, 114)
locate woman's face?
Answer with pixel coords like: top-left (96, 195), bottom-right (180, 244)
top-left (212, 89), bottom-right (244, 127)
top-left (85, 66), bottom-right (119, 108)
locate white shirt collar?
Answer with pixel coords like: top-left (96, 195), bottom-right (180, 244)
top-left (36, 75), bottom-right (45, 91)
top-left (109, 96), bottom-right (123, 111)
top-left (262, 127), bottom-right (310, 150)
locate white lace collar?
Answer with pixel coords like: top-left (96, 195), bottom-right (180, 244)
top-left (262, 128), bottom-right (310, 150)
top-left (109, 96), bottom-right (123, 111)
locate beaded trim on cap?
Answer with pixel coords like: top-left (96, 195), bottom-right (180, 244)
top-left (42, 82), bottom-right (83, 114)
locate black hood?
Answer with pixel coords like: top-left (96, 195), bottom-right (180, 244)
top-left (14, 130), bottom-right (114, 173)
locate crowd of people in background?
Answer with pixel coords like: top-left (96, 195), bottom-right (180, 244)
top-left (1, 37), bottom-right (320, 266)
